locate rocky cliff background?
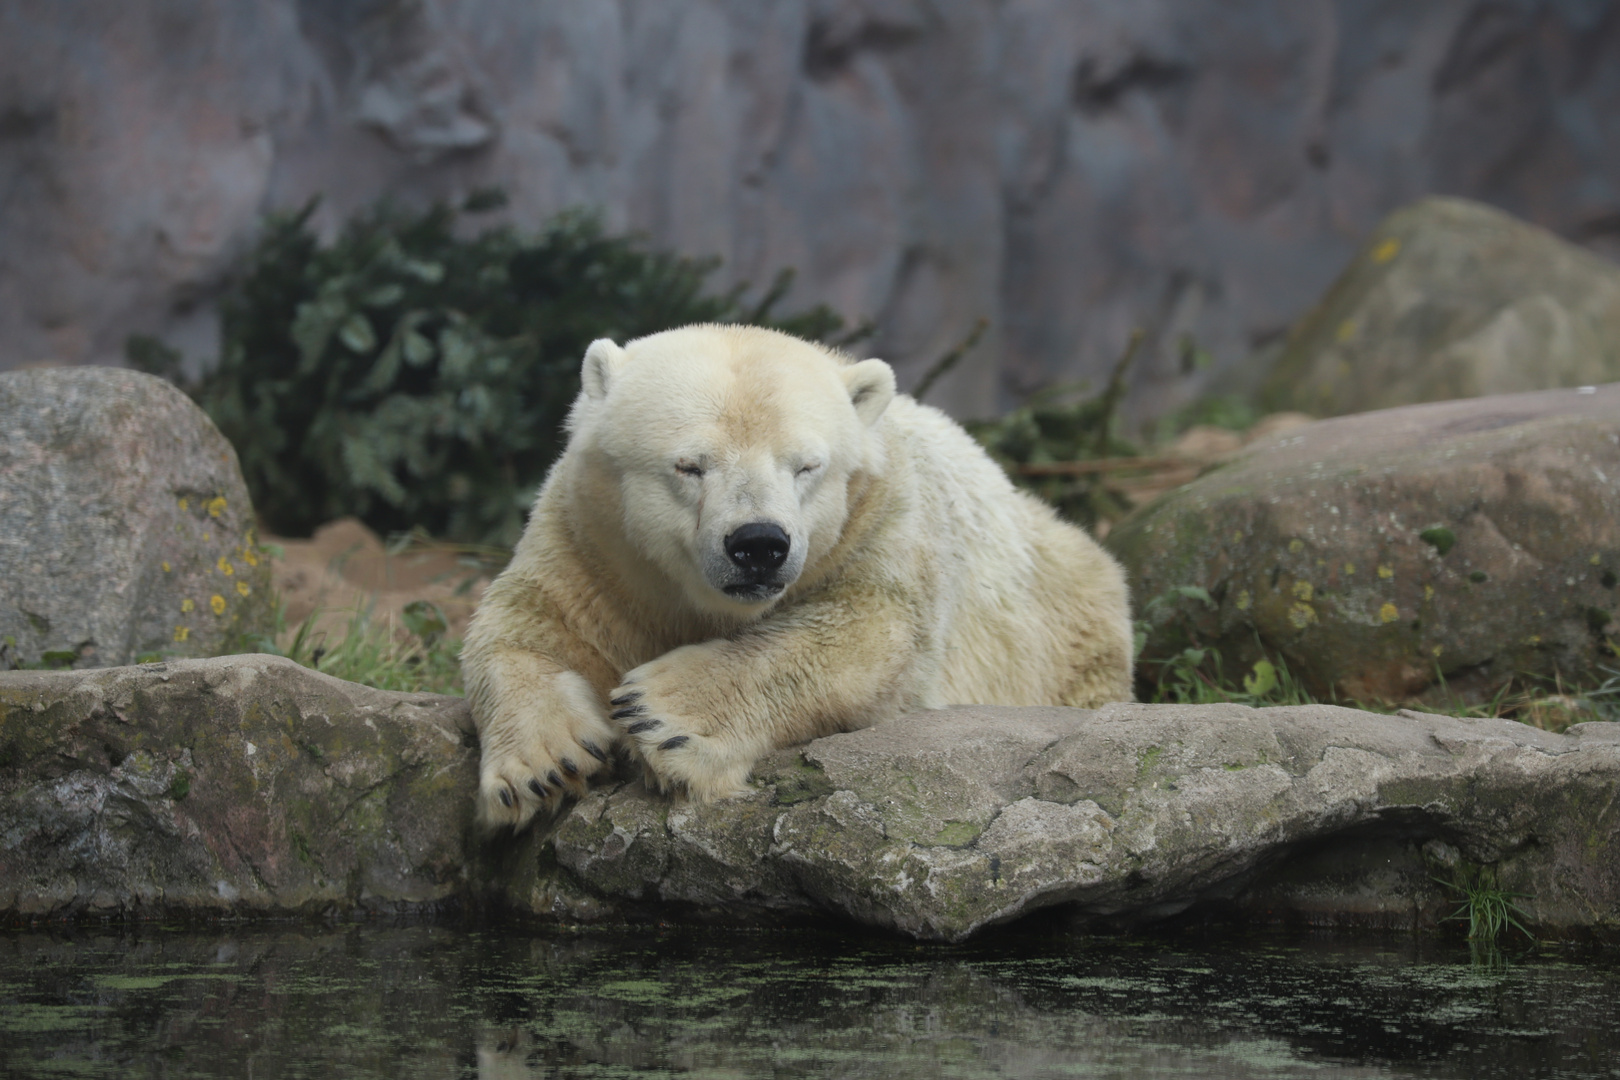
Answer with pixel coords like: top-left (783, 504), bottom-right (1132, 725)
top-left (4, 0), bottom-right (1620, 420)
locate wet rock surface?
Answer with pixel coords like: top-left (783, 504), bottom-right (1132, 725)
top-left (5, 658), bottom-right (1618, 941)
top-left (544, 704), bottom-right (1620, 941)
top-left (0, 368), bottom-right (274, 668)
top-left (1263, 197), bottom-right (1620, 417)
top-left (0, 655), bottom-right (478, 918)
top-left (1108, 383), bottom-right (1620, 704)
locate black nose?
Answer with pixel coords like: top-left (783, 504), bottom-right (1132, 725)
top-left (725, 522), bottom-right (790, 573)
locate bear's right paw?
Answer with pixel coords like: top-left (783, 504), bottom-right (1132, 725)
top-left (476, 672), bottom-right (617, 830)
top-left (607, 683), bottom-right (753, 802)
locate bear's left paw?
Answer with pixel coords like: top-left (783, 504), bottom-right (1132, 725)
top-left (610, 664), bottom-right (753, 802)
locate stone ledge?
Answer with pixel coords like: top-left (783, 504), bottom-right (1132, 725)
top-left (5, 658), bottom-right (1618, 941)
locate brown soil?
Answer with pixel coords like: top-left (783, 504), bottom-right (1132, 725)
top-left (265, 518), bottom-right (491, 648)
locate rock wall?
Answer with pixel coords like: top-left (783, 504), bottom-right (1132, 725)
top-left (5, 0), bottom-right (1620, 420)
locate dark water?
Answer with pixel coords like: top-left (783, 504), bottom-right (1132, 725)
top-left (1, 920), bottom-right (1616, 1079)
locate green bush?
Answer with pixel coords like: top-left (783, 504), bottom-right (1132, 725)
top-left (129, 191), bottom-right (861, 546)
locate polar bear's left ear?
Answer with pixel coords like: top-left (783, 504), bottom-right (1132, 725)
top-left (581, 339), bottom-right (626, 401)
top-left (844, 358), bottom-right (896, 426)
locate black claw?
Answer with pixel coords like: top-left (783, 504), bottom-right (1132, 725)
top-left (527, 778), bottom-right (546, 798)
top-left (581, 741), bottom-right (608, 762)
top-left (626, 718), bottom-right (662, 735)
top-left (658, 736), bottom-right (691, 751)
top-left (559, 757), bottom-right (579, 776)
top-left (610, 704), bottom-right (646, 721)
top-left (609, 690), bottom-right (642, 708)
top-left (547, 770), bottom-right (564, 788)
top-left (497, 787), bottom-right (513, 808)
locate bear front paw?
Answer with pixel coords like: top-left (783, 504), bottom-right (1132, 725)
top-left (476, 670), bottom-right (617, 829)
top-left (608, 677), bottom-right (752, 802)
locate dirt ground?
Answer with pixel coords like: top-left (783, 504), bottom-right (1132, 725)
top-left (265, 518), bottom-right (492, 649)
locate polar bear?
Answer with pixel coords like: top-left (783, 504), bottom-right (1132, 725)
top-left (461, 324), bottom-right (1132, 827)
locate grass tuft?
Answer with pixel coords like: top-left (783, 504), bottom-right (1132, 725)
top-left (278, 603), bottom-right (463, 696)
top-left (1434, 867), bottom-right (1534, 943)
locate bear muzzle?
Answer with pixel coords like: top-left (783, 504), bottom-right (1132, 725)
top-left (720, 522), bottom-right (792, 598)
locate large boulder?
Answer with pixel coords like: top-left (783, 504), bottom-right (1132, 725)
top-left (1262, 197), bottom-right (1620, 417)
top-left (6, 658), bottom-right (1619, 941)
top-left (0, 655), bottom-right (478, 917)
top-left (1108, 384), bottom-right (1620, 704)
top-left (0, 367), bottom-right (274, 668)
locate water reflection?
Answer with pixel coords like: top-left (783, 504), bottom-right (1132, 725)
top-left (0, 921), bottom-right (1614, 1078)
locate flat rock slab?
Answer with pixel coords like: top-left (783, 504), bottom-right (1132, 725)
top-left (5, 659), bottom-right (1619, 942)
top-left (0, 655), bottom-right (478, 918)
top-left (547, 703), bottom-right (1620, 941)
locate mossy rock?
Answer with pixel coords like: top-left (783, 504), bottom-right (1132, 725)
top-left (0, 368), bottom-right (274, 668)
top-left (1262, 196), bottom-right (1620, 417)
top-left (1108, 383), bottom-right (1620, 704)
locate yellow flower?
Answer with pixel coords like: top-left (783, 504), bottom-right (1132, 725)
top-left (1377, 565), bottom-right (1394, 580)
top-left (210, 594), bottom-right (227, 616)
top-left (217, 556), bottom-right (234, 576)
top-left (236, 581), bottom-right (251, 597)
top-left (242, 547), bottom-right (259, 567)
top-left (1288, 602), bottom-right (1317, 629)
top-left (173, 626), bottom-right (190, 642)
top-left (161, 561), bottom-right (171, 573)
top-left (180, 598), bottom-right (195, 613)
top-left (1371, 237), bottom-right (1401, 263)
top-left (177, 497), bottom-right (189, 512)
top-left (1235, 589), bottom-right (1252, 612)
top-left (1379, 602), bottom-right (1399, 623)
top-left (1292, 581), bottom-right (1313, 602)
top-left (1343, 562), bottom-right (1355, 575)
top-left (1288, 539), bottom-right (1304, 554)
top-left (207, 496), bottom-right (227, 518)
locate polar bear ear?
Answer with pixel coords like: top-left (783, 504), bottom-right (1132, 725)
top-left (844, 358), bottom-right (896, 426)
top-left (581, 339), bottom-right (626, 401)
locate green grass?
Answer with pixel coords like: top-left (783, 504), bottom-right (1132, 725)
top-left (276, 602), bottom-right (463, 696)
top-left (1434, 867), bottom-right (1534, 943)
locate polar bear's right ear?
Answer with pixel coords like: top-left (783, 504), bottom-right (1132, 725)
top-left (844, 358), bottom-right (896, 426)
top-left (581, 339), bottom-right (626, 401)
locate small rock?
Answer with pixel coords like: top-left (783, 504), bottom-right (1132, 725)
top-left (1108, 383), bottom-right (1620, 704)
top-left (1262, 197), bottom-right (1620, 417)
top-left (0, 368), bottom-right (274, 667)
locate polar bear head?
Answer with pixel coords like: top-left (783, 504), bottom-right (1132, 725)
top-left (564, 325), bottom-right (896, 616)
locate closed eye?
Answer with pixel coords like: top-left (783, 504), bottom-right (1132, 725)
top-left (797, 462), bottom-right (822, 476)
top-left (676, 462), bottom-right (704, 477)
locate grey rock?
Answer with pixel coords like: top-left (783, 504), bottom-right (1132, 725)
top-left (1107, 383), bottom-right (1620, 704)
top-left (5, 656), bottom-right (1619, 940)
top-left (1262, 198), bottom-right (1620, 417)
top-left (0, 654), bottom-right (478, 917)
top-left (547, 703), bottom-right (1620, 941)
top-left (6, 3), bottom-right (1620, 421)
top-left (0, 367), bottom-right (275, 668)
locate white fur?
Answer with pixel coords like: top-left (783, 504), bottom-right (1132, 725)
top-left (462, 324), bottom-right (1133, 827)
